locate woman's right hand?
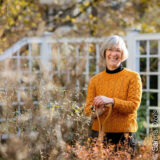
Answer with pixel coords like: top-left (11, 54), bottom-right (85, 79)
top-left (91, 105), bottom-right (106, 119)
top-left (95, 104), bottom-right (105, 109)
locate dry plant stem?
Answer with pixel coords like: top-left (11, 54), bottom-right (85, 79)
top-left (95, 104), bottom-right (112, 144)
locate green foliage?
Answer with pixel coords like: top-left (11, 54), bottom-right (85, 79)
top-left (136, 105), bottom-right (147, 141)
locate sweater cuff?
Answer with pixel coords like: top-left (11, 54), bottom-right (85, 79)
top-left (113, 97), bottom-right (119, 109)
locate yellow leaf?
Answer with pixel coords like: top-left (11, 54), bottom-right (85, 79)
top-left (84, 1), bottom-right (90, 7)
top-left (0, 30), bottom-right (3, 37)
top-left (16, 5), bottom-right (20, 10)
top-left (31, 23), bottom-right (37, 27)
top-left (18, 15), bottom-right (22, 21)
top-left (2, 37), bottom-right (7, 42)
top-left (66, 15), bottom-right (70, 20)
top-left (79, 6), bottom-right (84, 12)
top-left (71, 18), bottom-right (76, 23)
top-left (8, 17), bottom-right (14, 26)
top-left (51, 107), bottom-right (54, 112)
top-left (89, 14), bottom-right (93, 19)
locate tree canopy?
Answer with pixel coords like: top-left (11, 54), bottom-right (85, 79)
top-left (0, 0), bottom-right (160, 52)
top-left (0, 0), bottom-right (42, 52)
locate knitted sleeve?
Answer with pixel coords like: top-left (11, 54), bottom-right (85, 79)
top-left (113, 73), bottom-right (142, 114)
top-left (84, 78), bottom-right (96, 116)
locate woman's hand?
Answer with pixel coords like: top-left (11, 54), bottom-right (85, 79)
top-left (91, 105), bottom-right (106, 119)
top-left (93, 96), bottom-right (114, 107)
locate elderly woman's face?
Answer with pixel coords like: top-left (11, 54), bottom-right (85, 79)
top-left (105, 46), bottom-right (122, 70)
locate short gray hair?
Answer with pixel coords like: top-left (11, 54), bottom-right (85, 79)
top-left (100, 35), bottom-right (128, 62)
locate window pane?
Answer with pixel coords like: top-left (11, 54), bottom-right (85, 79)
top-left (21, 59), bottom-right (29, 71)
top-left (141, 92), bottom-right (147, 105)
top-left (140, 75), bottom-right (147, 89)
top-left (32, 58), bottom-right (40, 72)
top-left (89, 43), bottom-right (96, 56)
top-left (20, 45), bottom-right (29, 56)
top-left (8, 58), bottom-right (17, 71)
top-left (139, 41), bottom-right (147, 55)
top-left (140, 58), bottom-right (146, 72)
top-left (149, 109), bottom-right (159, 124)
top-left (150, 75), bottom-right (158, 89)
top-left (150, 40), bottom-right (158, 55)
top-left (89, 58), bottom-right (96, 76)
top-left (150, 58), bottom-right (158, 72)
top-left (31, 43), bottom-right (40, 56)
top-left (149, 92), bottom-right (158, 106)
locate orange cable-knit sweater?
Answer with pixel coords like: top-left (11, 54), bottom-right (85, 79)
top-left (84, 68), bottom-right (142, 133)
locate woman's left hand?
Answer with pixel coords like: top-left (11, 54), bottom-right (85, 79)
top-left (93, 96), bottom-right (114, 107)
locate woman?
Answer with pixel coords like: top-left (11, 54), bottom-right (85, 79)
top-left (84, 35), bottom-right (142, 156)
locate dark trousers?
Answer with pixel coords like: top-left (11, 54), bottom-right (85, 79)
top-left (91, 130), bottom-right (136, 157)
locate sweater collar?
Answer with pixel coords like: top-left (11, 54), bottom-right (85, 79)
top-left (106, 64), bottom-right (124, 74)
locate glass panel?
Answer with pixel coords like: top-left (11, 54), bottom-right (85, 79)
top-left (149, 109), bottom-right (159, 124)
top-left (150, 40), bottom-right (158, 55)
top-left (140, 75), bottom-right (147, 89)
top-left (32, 58), bottom-right (40, 72)
top-left (150, 58), bottom-right (158, 72)
top-left (141, 92), bottom-right (147, 105)
top-left (89, 43), bottom-right (96, 56)
top-left (20, 45), bottom-right (29, 56)
top-left (78, 43), bottom-right (85, 57)
top-left (8, 58), bottom-right (17, 71)
top-left (137, 104), bottom-right (147, 140)
top-left (140, 58), bottom-right (146, 72)
top-left (52, 44), bottom-right (61, 72)
top-left (139, 41), bottom-right (147, 55)
top-left (21, 59), bottom-right (29, 71)
top-left (150, 75), bottom-right (158, 89)
top-left (149, 109), bottom-right (154, 123)
top-left (31, 43), bottom-right (40, 56)
top-left (89, 57), bottom-right (96, 77)
top-left (149, 92), bottom-right (158, 106)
